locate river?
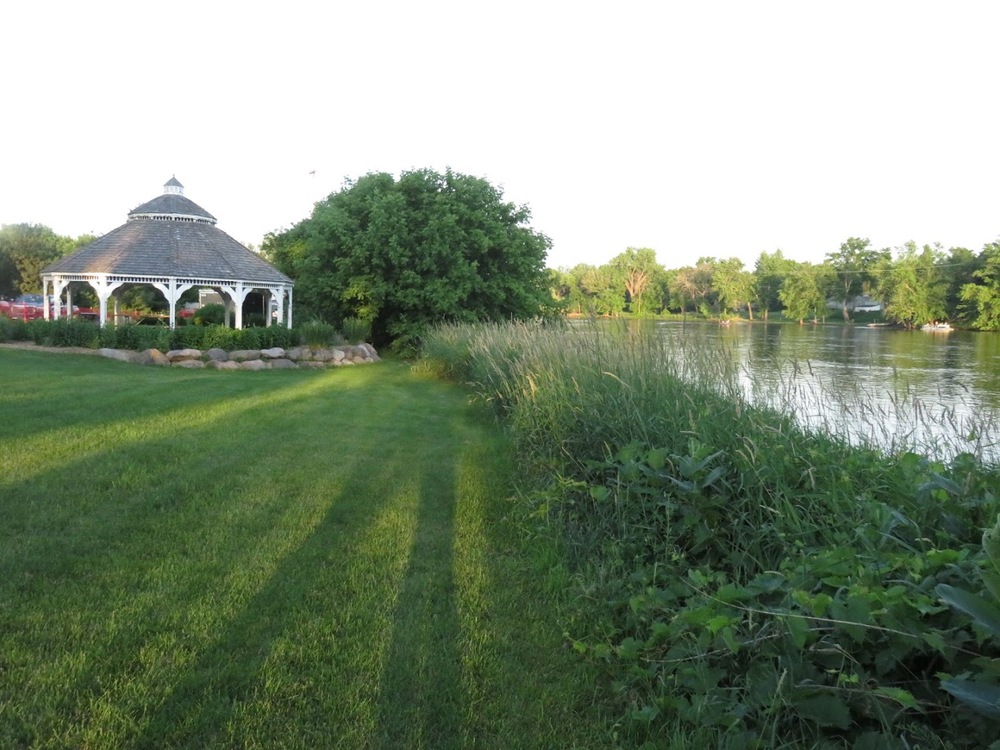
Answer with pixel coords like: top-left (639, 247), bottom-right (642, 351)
top-left (657, 321), bottom-right (1000, 466)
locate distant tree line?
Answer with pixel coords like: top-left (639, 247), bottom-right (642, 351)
top-left (0, 224), bottom-right (96, 298)
top-left (549, 238), bottom-right (1000, 330)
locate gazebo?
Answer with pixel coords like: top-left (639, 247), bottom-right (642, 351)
top-left (41, 177), bottom-right (294, 329)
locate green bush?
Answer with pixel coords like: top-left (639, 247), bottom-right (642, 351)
top-left (1, 317), bottom-right (299, 354)
top-left (98, 324), bottom-right (171, 352)
top-left (0, 317), bottom-right (28, 342)
top-left (193, 303), bottom-right (226, 326)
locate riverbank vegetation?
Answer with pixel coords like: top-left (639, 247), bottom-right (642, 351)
top-left (551, 238), bottom-right (1000, 332)
top-left (0, 351), bottom-right (610, 748)
top-left (420, 319), bottom-right (1000, 748)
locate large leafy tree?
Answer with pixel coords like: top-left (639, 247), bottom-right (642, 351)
top-left (712, 257), bottom-right (755, 318)
top-left (960, 242), bottom-right (1000, 331)
top-left (879, 242), bottom-right (947, 328)
top-left (779, 261), bottom-right (829, 324)
top-left (753, 249), bottom-right (795, 319)
top-left (608, 247), bottom-right (662, 315)
top-left (941, 246), bottom-right (981, 324)
top-left (0, 224), bottom-right (63, 295)
top-left (673, 259), bottom-right (716, 316)
top-left (579, 265), bottom-right (625, 316)
top-left (825, 237), bottom-right (888, 321)
top-left (263, 169), bottom-right (553, 347)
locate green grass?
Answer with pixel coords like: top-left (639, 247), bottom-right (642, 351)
top-left (0, 350), bottom-right (609, 749)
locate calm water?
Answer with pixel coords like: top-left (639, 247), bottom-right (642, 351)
top-left (658, 321), bottom-right (1000, 465)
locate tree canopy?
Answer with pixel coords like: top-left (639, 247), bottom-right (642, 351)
top-left (0, 224), bottom-right (94, 297)
top-left (263, 169), bottom-right (553, 347)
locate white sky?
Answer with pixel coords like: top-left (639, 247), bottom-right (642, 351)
top-left (2, 1), bottom-right (998, 272)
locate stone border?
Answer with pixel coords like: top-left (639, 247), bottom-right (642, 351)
top-left (96, 344), bottom-right (380, 370)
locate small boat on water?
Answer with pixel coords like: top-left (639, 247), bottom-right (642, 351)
top-left (921, 322), bottom-right (953, 332)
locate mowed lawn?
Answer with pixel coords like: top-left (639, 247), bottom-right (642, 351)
top-left (0, 349), bottom-right (608, 749)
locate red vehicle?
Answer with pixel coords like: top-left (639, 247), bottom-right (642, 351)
top-left (0, 294), bottom-right (80, 320)
top-left (1, 294), bottom-right (45, 320)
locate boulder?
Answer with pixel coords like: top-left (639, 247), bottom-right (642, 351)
top-left (205, 348), bottom-right (229, 362)
top-left (240, 359), bottom-right (269, 371)
top-left (260, 347), bottom-right (286, 359)
top-left (331, 348), bottom-right (346, 362)
top-left (286, 346), bottom-right (310, 361)
top-left (228, 349), bottom-right (261, 362)
top-left (166, 348), bottom-right (202, 362)
top-left (173, 359), bottom-right (205, 369)
top-left (269, 358), bottom-right (298, 369)
top-left (206, 360), bottom-right (240, 370)
top-left (135, 348), bottom-right (170, 366)
top-left (99, 348), bottom-right (135, 363)
top-left (298, 361), bottom-right (326, 369)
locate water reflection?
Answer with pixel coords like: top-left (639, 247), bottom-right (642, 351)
top-left (659, 321), bottom-right (1000, 465)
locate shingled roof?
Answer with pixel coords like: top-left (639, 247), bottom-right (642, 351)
top-left (43, 178), bottom-right (290, 285)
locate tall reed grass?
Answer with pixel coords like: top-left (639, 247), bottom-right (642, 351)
top-left (419, 319), bottom-right (1000, 749)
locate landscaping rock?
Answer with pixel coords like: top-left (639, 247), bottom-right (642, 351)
top-left (206, 360), bottom-right (240, 370)
top-left (167, 348), bottom-right (202, 362)
top-left (135, 348), bottom-right (170, 366)
top-left (99, 348), bottom-right (135, 362)
top-left (56, 344), bottom-right (379, 371)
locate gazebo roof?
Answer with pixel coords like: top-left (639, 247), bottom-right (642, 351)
top-left (43, 220), bottom-right (291, 284)
top-left (42, 177), bottom-right (291, 286)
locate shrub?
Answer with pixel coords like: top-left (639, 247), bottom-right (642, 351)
top-left (299, 319), bottom-right (338, 349)
top-left (99, 323), bottom-right (171, 352)
top-left (43, 319), bottom-right (100, 348)
top-left (193, 303), bottom-right (226, 326)
top-left (341, 316), bottom-right (372, 345)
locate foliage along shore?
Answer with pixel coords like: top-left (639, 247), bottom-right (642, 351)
top-left (419, 319), bottom-right (1000, 749)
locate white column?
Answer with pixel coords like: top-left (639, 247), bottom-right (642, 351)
top-left (52, 278), bottom-right (68, 320)
top-left (151, 279), bottom-right (193, 329)
top-left (286, 286), bottom-right (293, 329)
top-left (217, 283), bottom-right (251, 329)
top-left (89, 276), bottom-right (125, 328)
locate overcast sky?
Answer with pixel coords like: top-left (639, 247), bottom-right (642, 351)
top-left (2, 1), bottom-right (998, 272)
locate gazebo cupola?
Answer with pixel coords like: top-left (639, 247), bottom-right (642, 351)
top-left (164, 176), bottom-right (184, 195)
top-left (126, 176), bottom-right (217, 226)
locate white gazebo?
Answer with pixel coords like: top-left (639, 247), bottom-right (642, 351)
top-left (41, 177), bottom-right (294, 329)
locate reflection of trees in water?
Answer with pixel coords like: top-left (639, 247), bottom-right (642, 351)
top-left (659, 321), bottom-right (1000, 465)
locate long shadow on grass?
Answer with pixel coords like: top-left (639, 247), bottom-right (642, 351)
top-left (372, 419), bottom-right (463, 749)
top-left (123, 448), bottom-right (398, 749)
